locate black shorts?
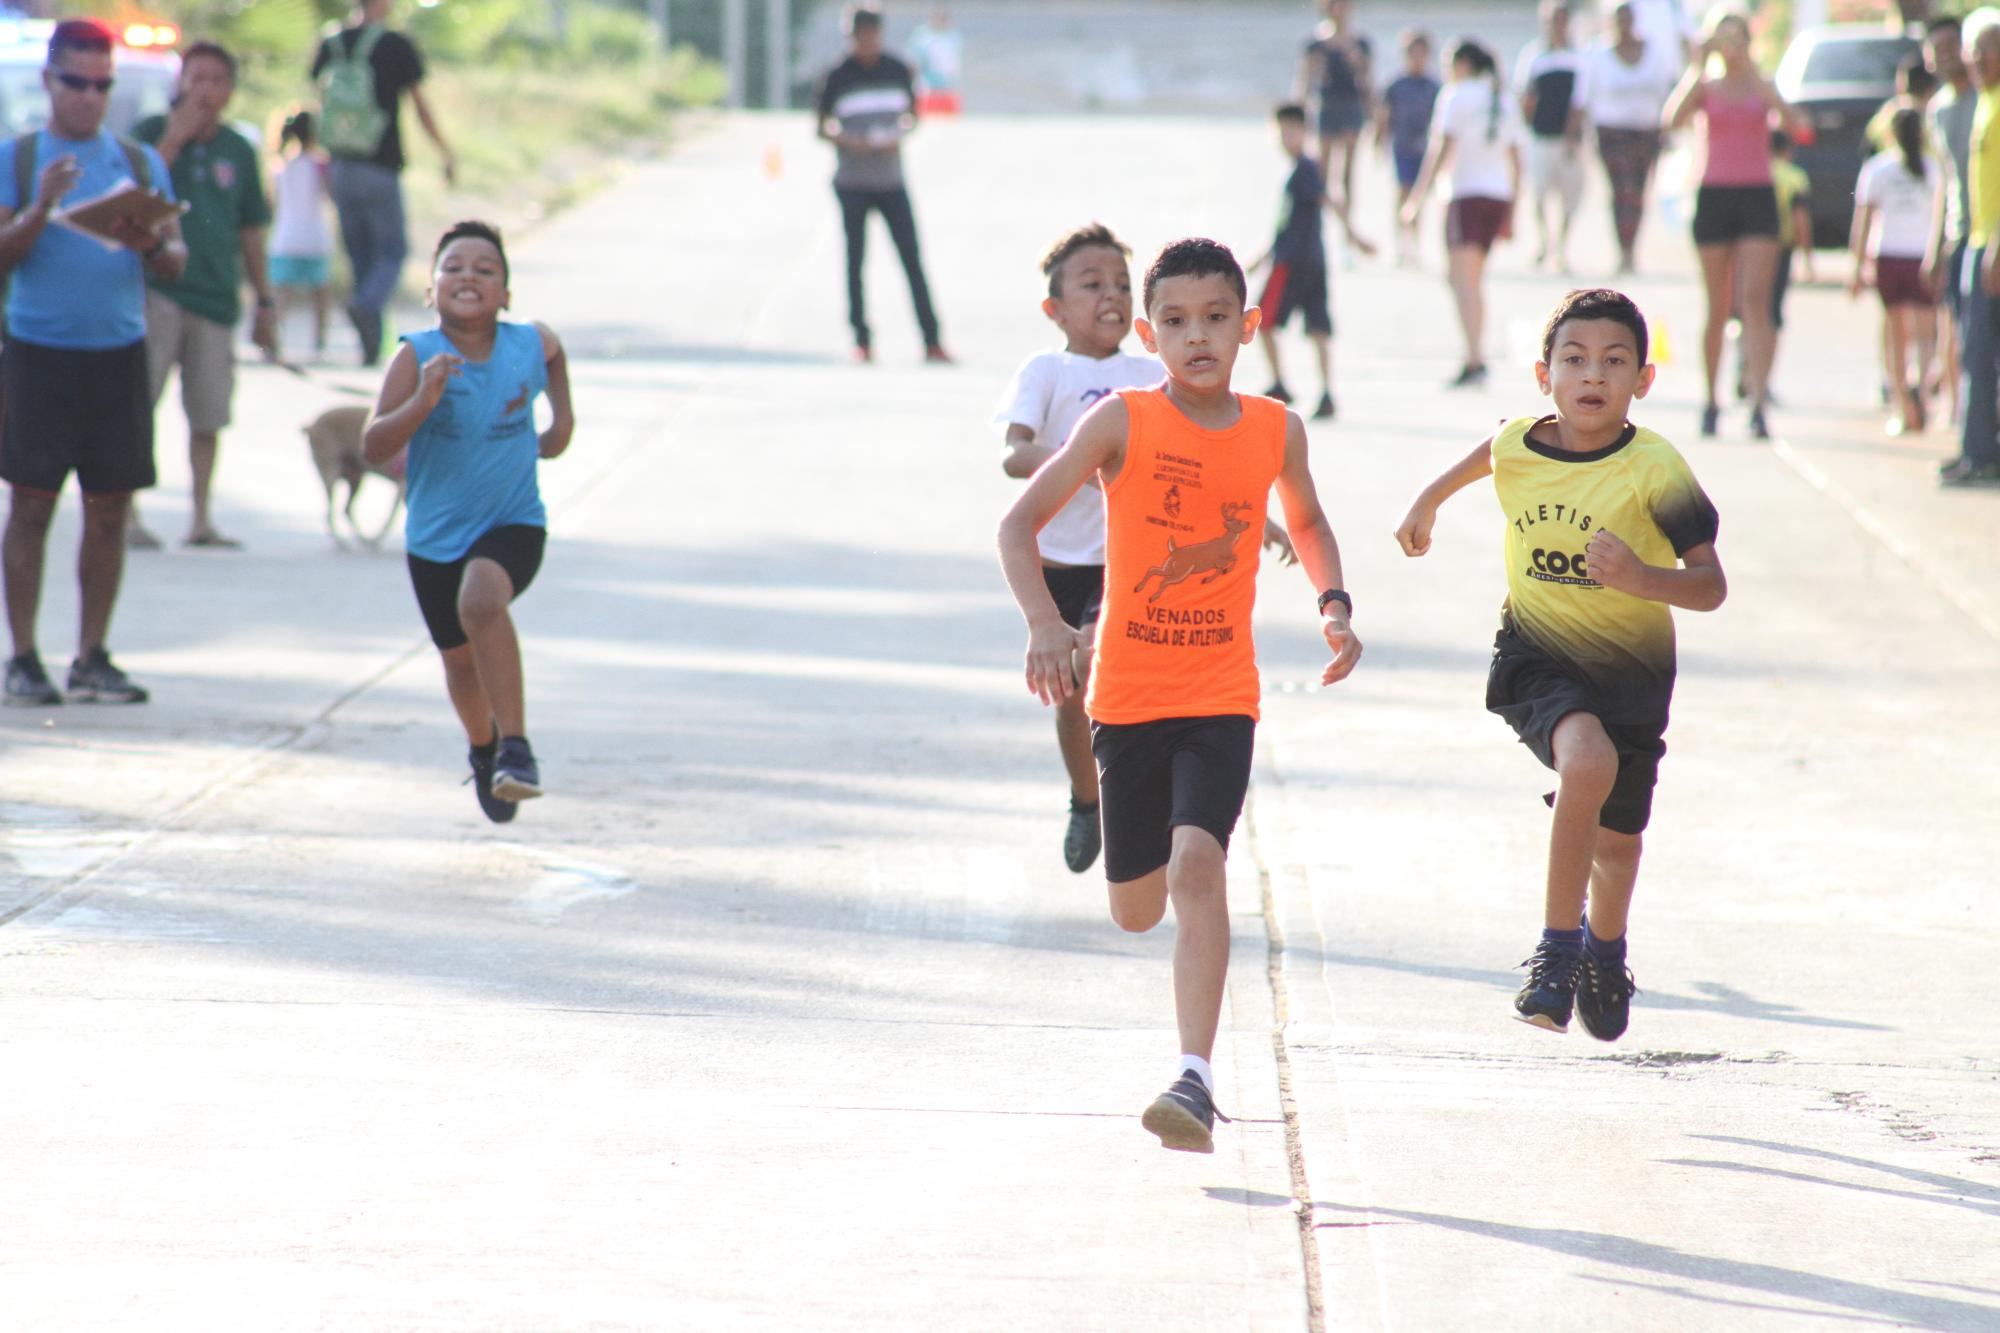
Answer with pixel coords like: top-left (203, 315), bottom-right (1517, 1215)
top-left (1692, 184), bottom-right (1780, 246)
top-left (1090, 714), bottom-right (1255, 882)
top-left (0, 338), bottom-right (154, 495)
top-left (1043, 563), bottom-right (1105, 629)
top-left (1259, 259), bottom-right (1333, 336)
top-left (1485, 629), bottom-right (1666, 836)
top-left (406, 524), bottom-right (546, 650)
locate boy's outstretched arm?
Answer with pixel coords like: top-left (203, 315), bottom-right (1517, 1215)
top-left (1273, 413), bottom-right (1363, 685)
top-left (537, 322), bottom-right (575, 459)
top-left (364, 342), bottom-right (458, 466)
top-left (1394, 434), bottom-right (1495, 555)
top-left (998, 396), bottom-right (1127, 706)
top-left (1586, 535), bottom-right (1728, 611)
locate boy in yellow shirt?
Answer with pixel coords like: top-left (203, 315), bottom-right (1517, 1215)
top-left (1395, 289), bottom-right (1725, 1040)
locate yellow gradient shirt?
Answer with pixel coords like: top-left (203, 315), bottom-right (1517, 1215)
top-left (1969, 85), bottom-right (2000, 247)
top-left (1490, 415), bottom-right (1719, 726)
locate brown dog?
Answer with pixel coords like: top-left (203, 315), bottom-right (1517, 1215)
top-left (304, 404), bottom-right (404, 548)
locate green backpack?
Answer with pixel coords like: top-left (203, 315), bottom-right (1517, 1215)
top-left (318, 23), bottom-right (389, 158)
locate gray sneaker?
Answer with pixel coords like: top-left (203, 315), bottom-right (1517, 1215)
top-left (66, 648), bottom-right (148, 704)
top-left (4, 652), bottom-right (63, 706)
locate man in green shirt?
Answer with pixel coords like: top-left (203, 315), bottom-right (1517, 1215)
top-left (129, 40), bottom-right (276, 548)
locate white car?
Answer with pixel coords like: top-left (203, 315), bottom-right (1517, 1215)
top-left (0, 18), bottom-right (180, 140)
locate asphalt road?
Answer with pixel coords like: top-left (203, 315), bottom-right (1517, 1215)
top-left (2, 111), bottom-right (1996, 1331)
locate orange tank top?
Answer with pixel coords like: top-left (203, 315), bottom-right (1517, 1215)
top-left (1087, 386), bottom-right (1288, 725)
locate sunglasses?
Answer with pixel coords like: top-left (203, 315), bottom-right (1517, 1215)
top-left (50, 72), bottom-right (115, 94)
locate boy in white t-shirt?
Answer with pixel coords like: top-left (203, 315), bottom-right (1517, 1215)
top-left (993, 223), bottom-right (1295, 872)
top-left (1850, 108), bottom-right (1945, 436)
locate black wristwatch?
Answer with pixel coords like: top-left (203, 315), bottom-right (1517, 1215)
top-left (1317, 588), bottom-right (1352, 618)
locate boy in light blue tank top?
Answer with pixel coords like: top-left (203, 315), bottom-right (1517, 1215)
top-left (363, 221), bottom-right (575, 822)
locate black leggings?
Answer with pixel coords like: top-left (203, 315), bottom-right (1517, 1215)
top-left (836, 185), bottom-right (941, 349)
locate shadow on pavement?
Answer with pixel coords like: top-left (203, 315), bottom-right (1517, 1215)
top-left (1312, 1201), bottom-right (2000, 1331)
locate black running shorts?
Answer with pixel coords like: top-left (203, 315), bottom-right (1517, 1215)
top-left (1090, 713), bottom-right (1256, 882)
top-left (0, 338), bottom-right (155, 495)
top-left (406, 524), bottom-right (546, 650)
top-left (1042, 563), bottom-right (1105, 629)
top-left (1485, 627), bottom-right (1666, 835)
top-left (1259, 259), bottom-right (1333, 336)
top-left (1692, 184), bottom-right (1780, 246)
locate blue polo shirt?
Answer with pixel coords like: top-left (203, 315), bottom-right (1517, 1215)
top-left (0, 129), bottom-right (174, 349)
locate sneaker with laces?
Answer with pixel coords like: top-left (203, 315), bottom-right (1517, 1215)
top-left (66, 648), bottom-right (148, 704)
top-left (466, 735), bottom-right (518, 824)
top-left (1141, 1071), bottom-right (1230, 1153)
top-left (491, 735), bottom-right (542, 802)
top-left (1513, 940), bottom-right (1582, 1033)
top-left (4, 652), bottom-right (63, 706)
top-left (1575, 950), bottom-right (1639, 1042)
top-left (1063, 798), bottom-right (1101, 874)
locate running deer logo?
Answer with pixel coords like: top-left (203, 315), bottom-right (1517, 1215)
top-left (1162, 483), bottom-right (1182, 519)
top-left (502, 383), bottom-right (531, 416)
top-left (1132, 501), bottom-right (1251, 602)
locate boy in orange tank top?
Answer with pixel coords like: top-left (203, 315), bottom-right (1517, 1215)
top-left (998, 239), bottom-right (1364, 1153)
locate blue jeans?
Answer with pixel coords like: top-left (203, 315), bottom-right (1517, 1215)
top-left (328, 159), bottom-right (408, 318)
top-left (1959, 245), bottom-right (1999, 466)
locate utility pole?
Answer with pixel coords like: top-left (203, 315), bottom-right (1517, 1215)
top-left (724, 0), bottom-right (748, 109)
top-left (766, 0), bottom-right (791, 110)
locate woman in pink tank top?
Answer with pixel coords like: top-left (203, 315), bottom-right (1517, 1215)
top-left (1665, 9), bottom-right (1800, 440)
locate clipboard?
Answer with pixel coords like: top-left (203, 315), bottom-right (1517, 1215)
top-left (50, 181), bottom-right (187, 252)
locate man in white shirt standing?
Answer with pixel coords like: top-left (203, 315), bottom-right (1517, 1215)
top-left (1517, 1), bottom-right (1590, 270)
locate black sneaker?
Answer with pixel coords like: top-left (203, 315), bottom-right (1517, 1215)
top-left (1448, 363), bottom-right (1488, 388)
top-left (492, 736), bottom-right (542, 802)
top-left (1513, 940), bottom-right (1583, 1033)
top-left (1063, 798), bottom-right (1101, 874)
top-left (466, 735), bottom-right (517, 824)
top-left (4, 652), bottom-right (62, 706)
top-left (1263, 381), bottom-right (1293, 404)
top-left (1699, 404), bottom-right (1720, 437)
top-left (1576, 949), bottom-right (1639, 1042)
top-left (1141, 1071), bottom-right (1231, 1153)
top-left (66, 648), bottom-right (148, 704)
top-left (1311, 391), bottom-right (1336, 420)
top-left (1748, 406), bottom-right (1770, 441)
top-left (1939, 457), bottom-right (2000, 486)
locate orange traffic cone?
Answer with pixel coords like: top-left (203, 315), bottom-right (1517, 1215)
top-left (1651, 316), bottom-right (1673, 368)
top-left (762, 144), bottom-right (782, 179)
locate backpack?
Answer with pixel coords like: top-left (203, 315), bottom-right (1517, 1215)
top-left (318, 23), bottom-right (389, 158)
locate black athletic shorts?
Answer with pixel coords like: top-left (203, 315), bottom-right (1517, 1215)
top-left (1692, 184), bottom-right (1780, 246)
top-left (1485, 627), bottom-right (1666, 835)
top-left (1043, 563), bottom-right (1105, 629)
top-left (0, 338), bottom-right (154, 495)
top-left (406, 524), bottom-right (546, 650)
top-left (1259, 258), bottom-right (1333, 336)
top-left (1090, 713), bottom-right (1256, 882)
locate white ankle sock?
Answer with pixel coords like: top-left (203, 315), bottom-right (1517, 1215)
top-left (1177, 1054), bottom-right (1214, 1093)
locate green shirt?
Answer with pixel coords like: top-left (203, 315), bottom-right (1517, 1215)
top-left (1969, 87), bottom-right (2000, 249)
top-left (132, 115), bottom-right (271, 326)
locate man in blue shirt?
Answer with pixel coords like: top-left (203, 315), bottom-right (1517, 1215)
top-left (0, 19), bottom-right (187, 707)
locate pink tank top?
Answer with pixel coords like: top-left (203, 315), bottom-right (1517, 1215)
top-left (1700, 87), bottom-right (1773, 187)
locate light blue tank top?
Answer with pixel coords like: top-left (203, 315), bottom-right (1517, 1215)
top-left (401, 321), bottom-right (548, 562)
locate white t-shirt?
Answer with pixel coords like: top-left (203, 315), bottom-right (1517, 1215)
top-left (1433, 79), bottom-right (1527, 201)
top-left (1584, 41), bottom-right (1677, 131)
top-left (269, 153), bottom-right (332, 259)
top-left (1514, 41), bottom-right (1588, 140)
top-left (992, 348), bottom-right (1163, 565)
top-left (1856, 151), bottom-right (1940, 259)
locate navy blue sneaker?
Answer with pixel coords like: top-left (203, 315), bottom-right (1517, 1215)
top-left (466, 736), bottom-right (517, 824)
top-left (66, 648), bottom-right (147, 704)
top-left (1576, 950), bottom-right (1639, 1042)
top-left (1064, 798), bottom-right (1101, 874)
top-left (491, 736), bottom-right (542, 803)
top-left (1514, 940), bottom-right (1583, 1033)
top-left (5, 652), bottom-right (62, 706)
top-left (1142, 1071), bottom-right (1230, 1154)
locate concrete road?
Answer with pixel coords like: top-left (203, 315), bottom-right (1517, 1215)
top-left (3, 111), bottom-right (1996, 1331)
